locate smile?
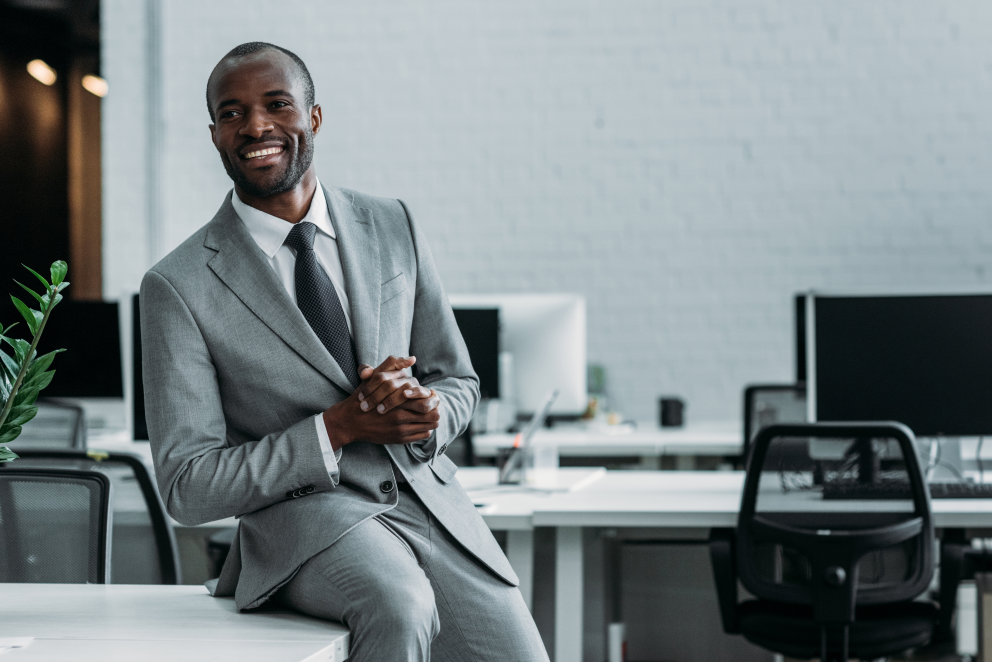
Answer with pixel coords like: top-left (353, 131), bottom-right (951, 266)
top-left (243, 146), bottom-right (283, 159)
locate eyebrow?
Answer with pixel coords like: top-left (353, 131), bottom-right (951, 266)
top-left (215, 90), bottom-right (294, 112)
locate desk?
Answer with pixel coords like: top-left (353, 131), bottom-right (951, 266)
top-left (472, 421), bottom-right (741, 467)
top-left (0, 584), bottom-right (349, 661)
top-left (536, 471), bottom-right (992, 662)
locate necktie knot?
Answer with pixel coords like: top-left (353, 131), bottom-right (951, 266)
top-left (286, 221), bottom-right (318, 252)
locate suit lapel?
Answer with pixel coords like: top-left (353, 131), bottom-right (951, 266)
top-left (204, 194), bottom-right (354, 394)
top-left (324, 186), bottom-right (381, 369)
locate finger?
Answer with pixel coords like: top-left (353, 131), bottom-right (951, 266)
top-left (361, 377), bottom-right (419, 412)
top-left (358, 369), bottom-right (418, 403)
top-left (398, 395), bottom-right (440, 414)
top-left (401, 386), bottom-right (432, 400)
top-left (357, 365), bottom-right (375, 391)
top-left (391, 407), bottom-right (440, 424)
top-left (376, 386), bottom-right (423, 416)
top-left (373, 355), bottom-right (416, 374)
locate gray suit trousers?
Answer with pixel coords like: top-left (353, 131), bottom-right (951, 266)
top-left (272, 488), bottom-right (549, 662)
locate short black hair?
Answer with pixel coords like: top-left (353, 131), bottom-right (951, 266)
top-left (206, 42), bottom-right (315, 122)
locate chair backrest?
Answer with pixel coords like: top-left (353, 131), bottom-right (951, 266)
top-left (0, 468), bottom-right (112, 583)
top-left (737, 422), bottom-right (933, 625)
top-left (742, 384), bottom-right (807, 463)
top-left (8, 398), bottom-right (86, 449)
top-left (0, 449), bottom-right (180, 584)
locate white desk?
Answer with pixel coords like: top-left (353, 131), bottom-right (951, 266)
top-left (472, 421), bottom-right (742, 465)
top-left (0, 584), bottom-right (349, 662)
top-left (536, 471), bottom-right (992, 662)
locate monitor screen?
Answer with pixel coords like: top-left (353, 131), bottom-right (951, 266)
top-left (449, 294), bottom-right (587, 416)
top-left (451, 307), bottom-right (500, 400)
top-left (812, 294), bottom-right (992, 437)
top-left (1, 299), bottom-right (124, 398)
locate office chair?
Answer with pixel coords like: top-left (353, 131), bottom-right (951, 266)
top-left (0, 449), bottom-right (181, 584)
top-left (0, 468), bottom-right (113, 583)
top-left (742, 383), bottom-right (806, 464)
top-left (710, 422), bottom-right (939, 661)
top-left (9, 397), bottom-right (86, 449)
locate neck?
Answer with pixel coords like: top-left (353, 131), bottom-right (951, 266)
top-left (235, 168), bottom-right (318, 224)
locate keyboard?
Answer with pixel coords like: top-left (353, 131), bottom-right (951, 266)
top-left (822, 481), bottom-right (992, 500)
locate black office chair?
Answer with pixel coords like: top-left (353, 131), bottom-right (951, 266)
top-left (0, 468), bottom-right (113, 583)
top-left (742, 383), bottom-right (806, 464)
top-left (0, 449), bottom-right (181, 584)
top-left (710, 422), bottom-right (939, 661)
top-left (8, 397), bottom-right (86, 449)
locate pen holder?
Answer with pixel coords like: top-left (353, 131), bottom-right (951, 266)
top-left (496, 447), bottom-right (524, 484)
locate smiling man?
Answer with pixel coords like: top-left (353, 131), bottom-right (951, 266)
top-left (139, 42), bottom-right (548, 662)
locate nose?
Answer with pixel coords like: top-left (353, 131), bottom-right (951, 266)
top-left (239, 106), bottom-right (274, 138)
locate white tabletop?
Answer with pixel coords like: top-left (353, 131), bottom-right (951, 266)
top-left (472, 421), bottom-right (741, 458)
top-left (0, 584), bottom-right (348, 662)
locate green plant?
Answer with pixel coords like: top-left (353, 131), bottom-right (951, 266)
top-left (0, 261), bottom-right (69, 462)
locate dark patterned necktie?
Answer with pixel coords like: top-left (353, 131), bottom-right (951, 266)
top-left (285, 222), bottom-right (360, 388)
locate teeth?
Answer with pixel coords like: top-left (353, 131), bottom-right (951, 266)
top-left (244, 146), bottom-right (283, 159)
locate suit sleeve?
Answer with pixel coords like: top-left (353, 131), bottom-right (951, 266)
top-left (398, 200), bottom-right (480, 463)
top-left (140, 270), bottom-right (338, 526)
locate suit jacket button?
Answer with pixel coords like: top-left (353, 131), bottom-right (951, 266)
top-left (292, 489), bottom-right (302, 498)
top-left (305, 485), bottom-right (315, 493)
top-left (380, 480), bottom-right (394, 494)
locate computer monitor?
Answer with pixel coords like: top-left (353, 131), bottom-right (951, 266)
top-left (451, 308), bottom-right (500, 400)
top-left (1, 299), bottom-right (124, 398)
top-left (449, 294), bottom-right (587, 416)
top-left (132, 293), bottom-right (149, 440)
top-left (795, 294), bottom-right (806, 383)
top-left (807, 293), bottom-right (992, 437)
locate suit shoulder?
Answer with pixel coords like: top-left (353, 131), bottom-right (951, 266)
top-left (334, 187), bottom-right (409, 223)
top-left (147, 224), bottom-right (213, 284)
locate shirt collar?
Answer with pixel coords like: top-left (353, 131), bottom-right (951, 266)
top-left (231, 180), bottom-right (336, 259)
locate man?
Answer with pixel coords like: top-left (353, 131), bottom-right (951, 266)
top-left (140, 42), bottom-right (548, 661)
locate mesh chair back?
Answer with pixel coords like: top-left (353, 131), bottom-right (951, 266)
top-left (0, 468), bottom-right (112, 583)
top-left (8, 398), bottom-right (86, 449)
top-left (737, 422), bottom-right (933, 625)
top-left (0, 450), bottom-right (180, 584)
top-left (743, 384), bottom-right (807, 463)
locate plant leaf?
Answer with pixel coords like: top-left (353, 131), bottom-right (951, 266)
top-left (40, 291), bottom-right (63, 310)
top-left (0, 446), bottom-right (19, 462)
top-left (50, 260), bottom-right (67, 286)
top-left (23, 369), bottom-right (55, 391)
top-left (2, 338), bottom-right (31, 365)
top-left (23, 265), bottom-right (50, 291)
top-left (10, 296), bottom-right (41, 336)
top-left (14, 281), bottom-right (45, 306)
top-left (0, 349), bottom-right (16, 383)
top-left (26, 350), bottom-right (63, 382)
top-left (0, 427), bottom-right (22, 445)
top-left (13, 386), bottom-right (39, 408)
top-left (57, 282), bottom-right (70, 292)
top-left (4, 404), bottom-right (37, 428)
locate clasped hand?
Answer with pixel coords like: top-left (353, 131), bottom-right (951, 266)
top-left (324, 356), bottom-right (440, 450)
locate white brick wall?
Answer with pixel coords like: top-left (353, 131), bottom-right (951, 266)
top-left (104, 0), bottom-right (992, 423)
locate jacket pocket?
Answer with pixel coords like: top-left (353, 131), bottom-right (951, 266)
top-left (429, 454), bottom-right (458, 484)
top-left (380, 273), bottom-right (407, 304)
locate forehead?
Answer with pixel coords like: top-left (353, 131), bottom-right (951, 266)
top-left (208, 51), bottom-right (303, 108)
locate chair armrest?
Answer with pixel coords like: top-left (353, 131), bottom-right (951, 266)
top-left (709, 528), bottom-right (740, 634)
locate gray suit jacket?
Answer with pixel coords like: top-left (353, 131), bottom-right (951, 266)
top-left (140, 186), bottom-right (516, 610)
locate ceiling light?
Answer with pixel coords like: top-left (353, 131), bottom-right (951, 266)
top-left (27, 59), bottom-right (56, 86)
top-left (82, 74), bottom-right (108, 97)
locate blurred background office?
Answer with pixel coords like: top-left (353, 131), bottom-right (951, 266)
top-left (5, 1), bottom-right (992, 661)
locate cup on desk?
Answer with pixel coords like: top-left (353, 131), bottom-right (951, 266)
top-left (527, 442), bottom-right (559, 489)
top-left (659, 397), bottom-right (685, 427)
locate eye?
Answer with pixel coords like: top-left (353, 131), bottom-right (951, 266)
top-left (271, 100), bottom-right (290, 109)
top-left (219, 110), bottom-right (240, 120)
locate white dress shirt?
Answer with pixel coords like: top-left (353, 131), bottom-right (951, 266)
top-left (231, 182), bottom-right (346, 480)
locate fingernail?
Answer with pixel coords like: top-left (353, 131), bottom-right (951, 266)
top-left (377, 404), bottom-right (385, 414)
top-left (360, 401), bottom-right (369, 411)
top-left (404, 389), bottom-right (413, 397)
top-left (357, 392), bottom-right (364, 401)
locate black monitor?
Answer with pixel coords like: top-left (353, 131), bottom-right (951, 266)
top-left (1, 299), bottom-right (123, 398)
top-left (451, 307), bottom-right (499, 400)
top-left (795, 294), bottom-right (806, 383)
top-left (810, 294), bottom-right (992, 437)
top-left (132, 293), bottom-right (148, 440)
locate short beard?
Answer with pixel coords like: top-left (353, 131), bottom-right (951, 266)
top-left (221, 127), bottom-right (314, 198)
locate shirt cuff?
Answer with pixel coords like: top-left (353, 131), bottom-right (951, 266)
top-left (313, 413), bottom-right (342, 483)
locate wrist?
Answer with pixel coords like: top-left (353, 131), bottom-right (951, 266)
top-left (323, 404), bottom-right (353, 451)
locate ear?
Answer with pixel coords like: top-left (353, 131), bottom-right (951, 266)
top-left (310, 104), bottom-right (322, 137)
